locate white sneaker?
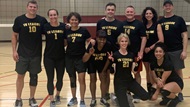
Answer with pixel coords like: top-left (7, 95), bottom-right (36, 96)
top-left (127, 93), bottom-right (135, 107)
top-left (110, 93), bottom-right (118, 106)
top-left (67, 97), bottom-right (78, 106)
top-left (132, 98), bottom-right (140, 103)
top-left (132, 95), bottom-right (140, 103)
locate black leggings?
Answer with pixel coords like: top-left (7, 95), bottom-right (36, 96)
top-left (114, 79), bottom-right (149, 107)
top-left (44, 57), bottom-right (65, 95)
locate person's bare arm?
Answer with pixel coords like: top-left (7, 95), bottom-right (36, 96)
top-left (138, 36), bottom-right (147, 60)
top-left (12, 32), bottom-right (19, 62)
top-left (150, 24), bottom-right (164, 49)
top-left (181, 31), bottom-right (188, 60)
top-left (82, 47), bottom-right (94, 62)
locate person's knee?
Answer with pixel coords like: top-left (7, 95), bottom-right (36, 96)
top-left (17, 74), bottom-right (25, 80)
top-left (69, 75), bottom-right (76, 88)
top-left (160, 89), bottom-right (171, 97)
top-left (90, 74), bottom-right (97, 83)
top-left (78, 73), bottom-right (85, 85)
top-left (78, 77), bottom-right (85, 85)
top-left (29, 74), bottom-right (38, 86)
top-left (71, 81), bottom-right (76, 88)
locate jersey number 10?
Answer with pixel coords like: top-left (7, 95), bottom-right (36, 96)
top-left (29, 26), bottom-right (36, 33)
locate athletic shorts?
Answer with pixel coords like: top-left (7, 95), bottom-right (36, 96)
top-left (65, 54), bottom-right (86, 74)
top-left (87, 62), bottom-right (102, 74)
top-left (167, 50), bottom-right (185, 71)
top-left (15, 56), bottom-right (42, 74)
top-left (166, 79), bottom-right (184, 90)
top-left (142, 50), bottom-right (155, 63)
top-left (134, 57), bottom-right (143, 72)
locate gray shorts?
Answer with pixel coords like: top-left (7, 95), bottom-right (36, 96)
top-left (167, 50), bottom-right (185, 71)
top-left (15, 56), bottom-right (42, 74)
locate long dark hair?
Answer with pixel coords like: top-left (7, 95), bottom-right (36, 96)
top-left (154, 42), bottom-right (167, 53)
top-left (142, 7), bottom-right (158, 26)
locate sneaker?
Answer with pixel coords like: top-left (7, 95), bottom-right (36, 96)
top-left (178, 92), bottom-right (184, 102)
top-left (50, 101), bottom-right (56, 107)
top-left (100, 98), bottom-right (110, 107)
top-left (167, 97), bottom-right (180, 107)
top-left (132, 95), bottom-right (140, 103)
top-left (105, 93), bottom-right (110, 100)
top-left (80, 100), bottom-right (86, 107)
top-left (67, 97), bottom-right (78, 106)
top-left (110, 93), bottom-right (118, 106)
top-left (15, 99), bottom-right (23, 107)
top-left (90, 99), bottom-right (96, 107)
top-left (29, 98), bottom-right (38, 107)
top-left (127, 93), bottom-right (135, 107)
top-left (159, 97), bottom-right (171, 105)
top-left (55, 95), bottom-right (61, 104)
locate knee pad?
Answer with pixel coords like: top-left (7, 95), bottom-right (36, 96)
top-left (160, 89), bottom-right (171, 97)
top-left (149, 87), bottom-right (156, 99)
top-left (29, 74), bottom-right (38, 86)
top-left (69, 75), bottom-right (76, 88)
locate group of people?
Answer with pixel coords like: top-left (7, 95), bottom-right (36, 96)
top-left (11, 0), bottom-right (188, 107)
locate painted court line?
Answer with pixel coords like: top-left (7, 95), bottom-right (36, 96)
top-left (39, 86), bottom-right (56, 107)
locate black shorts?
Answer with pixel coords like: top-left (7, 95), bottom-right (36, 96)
top-left (65, 54), bottom-right (86, 74)
top-left (177, 80), bottom-right (184, 90)
top-left (87, 62), bottom-right (102, 74)
top-left (142, 50), bottom-right (155, 63)
top-left (15, 56), bottom-right (42, 74)
top-left (166, 79), bottom-right (184, 90)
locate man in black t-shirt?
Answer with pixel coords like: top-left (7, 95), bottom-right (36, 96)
top-left (12, 1), bottom-right (47, 107)
top-left (158, 0), bottom-right (188, 101)
top-left (96, 2), bottom-right (123, 105)
top-left (123, 5), bottom-right (147, 103)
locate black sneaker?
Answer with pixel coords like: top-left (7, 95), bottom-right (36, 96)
top-left (159, 97), bottom-right (171, 105)
top-left (105, 93), bottom-right (110, 100)
top-left (15, 99), bottom-right (23, 107)
top-left (100, 98), bottom-right (110, 107)
top-left (55, 95), bottom-right (61, 104)
top-left (167, 97), bottom-right (180, 107)
top-left (90, 99), bottom-right (96, 107)
top-left (29, 98), bottom-right (38, 107)
top-left (178, 92), bottom-right (184, 102)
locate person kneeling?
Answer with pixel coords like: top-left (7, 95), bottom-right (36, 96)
top-left (150, 42), bottom-right (183, 107)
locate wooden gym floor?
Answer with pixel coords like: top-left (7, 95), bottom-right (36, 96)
top-left (0, 41), bottom-right (190, 107)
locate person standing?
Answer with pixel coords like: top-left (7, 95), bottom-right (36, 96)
top-left (158, 0), bottom-right (188, 101)
top-left (141, 7), bottom-right (164, 94)
top-left (96, 2), bottom-right (123, 103)
top-left (108, 33), bottom-right (149, 107)
top-left (43, 9), bottom-right (67, 107)
top-left (65, 12), bottom-right (93, 107)
top-left (83, 30), bottom-right (111, 107)
top-left (12, 0), bottom-right (47, 107)
top-left (123, 5), bottom-right (147, 103)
